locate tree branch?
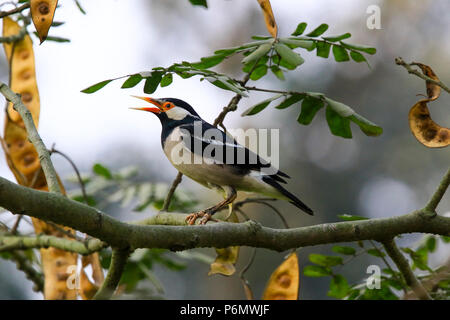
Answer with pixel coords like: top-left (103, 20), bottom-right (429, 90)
top-left (0, 82), bottom-right (62, 194)
top-left (425, 167), bottom-right (450, 212)
top-left (93, 248), bottom-right (130, 300)
top-left (382, 238), bottom-right (432, 300)
top-left (0, 234), bottom-right (105, 255)
top-left (0, 176), bottom-right (449, 252)
top-left (0, 2), bottom-right (30, 19)
top-left (0, 24), bottom-right (27, 43)
top-left (9, 250), bottom-right (44, 293)
top-left (395, 57), bottom-right (450, 94)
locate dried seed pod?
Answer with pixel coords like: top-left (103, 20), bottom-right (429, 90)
top-left (263, 252), bottom-right (299, 300)
top-left (30, 0), bottom-right (59, 43)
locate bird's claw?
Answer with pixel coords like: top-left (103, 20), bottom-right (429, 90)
top-left (185, 211), bottom-right (216, 225)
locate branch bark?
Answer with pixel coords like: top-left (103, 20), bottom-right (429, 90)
top-left (92, 248), bottom-right (130, 300)
top-left (0, 176), bottom-right (448, 252)
top-left (0, 234), bottom-right (105, 255)
top-left (0, 82), bottom-right (62, 194)
top-left (395, 57), bottom-right (450, 94)
top-left (382, 239), bottom-right (432, 300)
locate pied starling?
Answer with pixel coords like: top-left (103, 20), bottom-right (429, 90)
top-left (131, 97), bottom-right (313, 224)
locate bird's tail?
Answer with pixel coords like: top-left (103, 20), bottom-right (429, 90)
top-left (262, 176), bottom-right (314, 215)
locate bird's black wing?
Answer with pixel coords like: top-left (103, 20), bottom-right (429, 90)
top-left (177, 120), bottom-right (289, 183)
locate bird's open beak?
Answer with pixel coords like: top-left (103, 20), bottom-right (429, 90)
top-left (129, 96), bottom-right (164, 114)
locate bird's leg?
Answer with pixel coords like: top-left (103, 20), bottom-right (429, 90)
top-left (186, 186), bottom-right (237, 225)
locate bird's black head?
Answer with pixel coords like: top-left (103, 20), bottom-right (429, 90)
top-left (130, 96), bottom-right (200, 124)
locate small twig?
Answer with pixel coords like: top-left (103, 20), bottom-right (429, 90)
top-left (395, 57), bottom-right (450, 94)
top-left (0, 234), bottom-right (106, 255)
top-left (239, 247), bottom-right (257, 300)
top-left (424, 167), bottom-right (450, 212)
top-left (0, 2), bottom-right (30, 19)
top-left (0, 24), bottom-right (27, 43)
top-left (368, 240), bottom-right (407, 295)
top-left (93, 248), bottom-right (130, 300)
top-left (49, 146), bottom-right (89, 205)
top-left (382, 238), bottom-right (432, 300)
top-left (0, 82), bottom-right (62, 195)
top-left (10, 214), bottom-right (22, 235)
top-left (161, 172), bottom-right (183, 212)
top-left (9, 251), bottom-right (44, 293)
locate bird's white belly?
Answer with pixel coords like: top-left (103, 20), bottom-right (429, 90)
top-left (163, 128), bottom-right (282, 198)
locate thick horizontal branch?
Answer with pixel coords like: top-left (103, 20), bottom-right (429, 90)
top-left (0, 234), bottom-right (105, 255)
top-left (0, 176), bottom-right (448, 252)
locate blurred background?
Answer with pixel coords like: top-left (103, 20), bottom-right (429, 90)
top-left (0, 0), bottom-right (449, 299)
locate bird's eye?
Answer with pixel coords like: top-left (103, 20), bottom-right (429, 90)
top-left (163, 102), bottom-right (173, 110)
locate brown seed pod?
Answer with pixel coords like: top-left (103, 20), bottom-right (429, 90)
top-left (30, 0), bottom-right (59, 43)
top-left (409, 100), bottom-right (450, 148)
top-left (262, 252), bottom-right (299, 300)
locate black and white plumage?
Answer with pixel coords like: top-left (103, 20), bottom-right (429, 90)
top-left (132, 97), bottom-right (313, 224)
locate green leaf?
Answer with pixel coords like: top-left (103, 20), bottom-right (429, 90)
top-left (191, 55), bottom-right (226, 69)
top-left (316, 41), bottom-right (331, 58)
top-left (425, 236), bottom-right (436, 252)
top-left (322, 33), bottom-right (351, 42)
top-left (337, 214), bottom-right (369, 221)
top-left (441, 236), bottom-right (450, 243)
top-left (297, 97), bottom-right (324, 125)
top-left (93, 163), bottom-right (112, 180)
top-left (206, 77), bottom-right (248, 96)
top-left (292, 22), bottom-right (307, 36)
top-left (275, 94), bottom-right (304, 109)
top-left (309, 254), bottom-right (343, 267)
top-left (274, 43), bottom-right (304, 67)
top-left (306, 23), bottom-right (329, 37)
top-left (270, 65), bottom-right (285, 80)
top-left (121, 74), bottom-right (143, 89)
top-left (326, 106), bottom-right (352, 138)
top-left (242, 56), bottom-right (269, 73)
top-left (51, 21), bottom-right (65, 27)
top-left (81, 79), bottom-right (113, 94)
top-left (160, 73), bottom-right (173, 87)
top-left (189, 0), bottom-right (207, 8)
top-left (350, 50), bottom-right (367, 63)
top-left (325, 97), bottom-right (355, 117)
top-left (43, 35), bottom-right (71, 43)
top-left (332, 45), bottom-right (350, 62)
top-left (349, 114), bottom-right (383, 137)
top-left (242, 42), bottom-right (273, 65)
top-left (279, 38), bottom-right (315, 50)
top-left (250, 64), bottom-right (268, 80)
top-left (74, 0), bottom-right (86, 14)
top-left (241, 94), bottom-right (283, 116)
top-left (332, 246), bottom-right (356, 255)
top-left (328, 275), bottom-right (351, 299)
top-left (144, 72), bottom-right (164, 94)
top-left (340, 41), bottom-right (376, 55)
top-left (367, 249), bottom-right (386, 257)
top-left (303, 265), bottom-right (331, 277)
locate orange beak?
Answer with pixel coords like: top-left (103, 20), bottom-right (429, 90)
top-left (129, 96), bottom-right (164, 114)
